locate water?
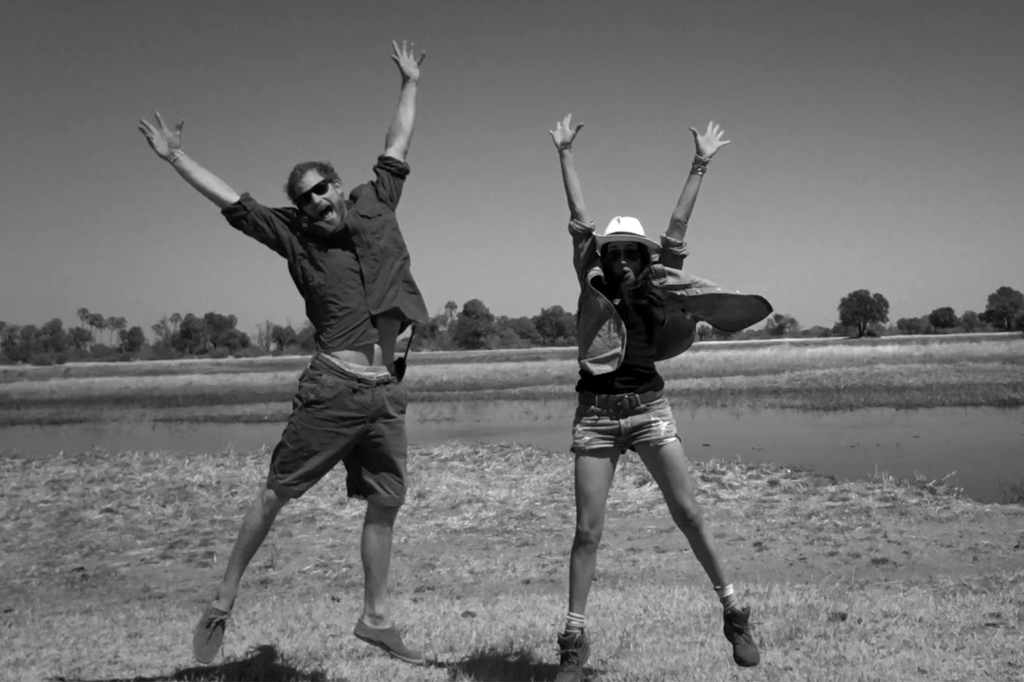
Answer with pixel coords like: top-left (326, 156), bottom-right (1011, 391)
top-left (2, 401), bottom-right (1022, 504)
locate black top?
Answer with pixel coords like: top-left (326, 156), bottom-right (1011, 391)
top-left (576, 298), bottom-right (665, 395)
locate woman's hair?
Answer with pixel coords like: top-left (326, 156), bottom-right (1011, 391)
top-left (599, 243), bottom-right (666, 336)
top-left (284, 161), bottom-right (341, 205)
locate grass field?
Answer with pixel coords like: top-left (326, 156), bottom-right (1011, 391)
top-left (2, 443), bottom-right (1022, 681)
top-left (1, 336), bottom-right (1022, 424)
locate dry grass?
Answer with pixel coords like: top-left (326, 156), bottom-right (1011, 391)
top-left (3, 442), bottom-right (1023, 681)
top-left (2, 339), bottom-right (1022, 421)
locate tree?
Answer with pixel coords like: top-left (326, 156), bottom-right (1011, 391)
top-left (837, 289), bottom-right (890, 338)
top-left (533, 305), bottom-right (576, 346)
top-left (295, 322), bottom-right (316, 351)
top-left (928, 307), bottom-right (957, 331)
top-left (203, 312), bottom-right (250, 350)
top-left (119, 326), bottom-right (147, 353)
top-left (173, 313), bottom-right (210, 355)
top-left (1, 324), bottom-right (21, 362)
top-left (77, 308), bottom-right (90, 330)
top-left (896, 317), bottom-right (926, 335)
top-left (170, 312), bottom-right (182, 334)
top-left (979, 286), bottom-right (1024, 331)
top-left (451, 299), bottom-right (496, 350)
top-left (270, 324), bottom-right (298, 353)
top-left (959, 310), bottom-right (984, 333)
top-left (497, 316), bottom-right (542, 347)
top-left (104, 316), bottom-right (121, 345)
top-left (87, 312), bottom-right (105, 342)
top-left (151, 316), bottom-right (173, 343)
top-left (255, 320), bottom-right (275, 352)
top-left (37, 318), bottom-right (68, 354)
top-left (69, 326), bottom-right (94, 351)
top-left (765, 313), bottom-right (800, 337)
top-left (444, 301), bottom-right (458, 326)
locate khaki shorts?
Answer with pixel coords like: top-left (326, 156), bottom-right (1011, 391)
top-left (267, 354), bottom-right (408, 506)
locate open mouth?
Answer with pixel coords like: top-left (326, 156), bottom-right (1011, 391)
top-left (318, 206), bottom-right (336, 221)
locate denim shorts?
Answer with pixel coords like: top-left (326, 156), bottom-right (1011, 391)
top-left (571, 395), bottom-right (679, 456)
top-left (267, 354), bottom-right (408, 506)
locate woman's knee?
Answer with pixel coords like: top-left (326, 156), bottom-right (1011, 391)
top-left (668, 495), bottom-right (705, 532)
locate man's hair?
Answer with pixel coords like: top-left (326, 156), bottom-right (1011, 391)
top-left (599, 243), bottom-right (666, 336)
top-left (284, 161), bottom-right (341, 205)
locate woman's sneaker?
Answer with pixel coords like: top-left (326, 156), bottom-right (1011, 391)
top-left (723, 606), bottom-right (760, 667)
top-left (555, 629), bottom-right (590, 682)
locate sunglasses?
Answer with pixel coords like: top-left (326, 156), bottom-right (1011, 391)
top-left (296, 179), bottom-right (332, 206)
top-left (605, 245), bottom-right (642, 261)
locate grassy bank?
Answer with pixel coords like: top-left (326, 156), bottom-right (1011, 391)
top-left (2, 332), bottom-right (1017, 384)
top-left (2, 443), bottom-right (1022, 681)
top-left (1, 338), bottom-right (1022, 424)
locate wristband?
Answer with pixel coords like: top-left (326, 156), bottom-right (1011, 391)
top-left (167, 149), bottom-right (186, 166)
top-left (690, 154), bottom-right (710, 176)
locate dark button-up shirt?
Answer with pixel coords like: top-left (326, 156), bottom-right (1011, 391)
top-left (222, 155), bottom-right (429, 353)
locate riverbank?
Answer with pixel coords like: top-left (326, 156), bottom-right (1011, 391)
top-left (2, 442), bottom-right (1022, 681)
top-left (1, 338), bottom-right (1022, 425)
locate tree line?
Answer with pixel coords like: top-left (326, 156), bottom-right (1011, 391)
top-left (2, 285), bottom-right (1021, 365)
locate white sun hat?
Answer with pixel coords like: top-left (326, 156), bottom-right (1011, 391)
top-left (594, 216), bottom-right (661, 252)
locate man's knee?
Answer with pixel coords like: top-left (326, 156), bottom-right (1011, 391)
top-left (258, 485), bottom-right (290, 514)
top-left (573, 520), bottom-right (604, 550)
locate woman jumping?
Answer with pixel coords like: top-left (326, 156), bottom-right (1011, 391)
top-left (548, 113), bottom-right (772, 681)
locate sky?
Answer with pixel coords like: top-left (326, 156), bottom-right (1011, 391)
top-left (1, 0), bottom-right (1021, 338)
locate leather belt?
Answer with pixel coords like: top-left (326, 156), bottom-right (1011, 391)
top-left (579, 389), bottom-right (664, 410)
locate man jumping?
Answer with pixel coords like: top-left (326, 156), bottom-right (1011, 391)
top-left (138, 40), bottom-right (430, 666)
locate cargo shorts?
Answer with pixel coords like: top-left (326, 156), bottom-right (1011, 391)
top-left (267, 353), bottom-right (409, 506)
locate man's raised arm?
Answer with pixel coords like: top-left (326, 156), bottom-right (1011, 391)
top-left (549, 113), bottom-right (589, 224)
top-left (665, 121), bottom-right (731, 243)
top-left (383, 40), bottom-right (426, 162)
top-left (139, 112), bottom-right (240, 209)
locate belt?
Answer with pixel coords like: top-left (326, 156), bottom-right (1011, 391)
top-left (579, 389), bottom-right (664, 410)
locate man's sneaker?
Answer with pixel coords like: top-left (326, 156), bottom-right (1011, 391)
top-left (555, 629), bottom-right (590, 682)
top-left (192, 604), bottom-right (231, 664)
top-left (723, 606), bottom-right (760, 667)
top-left (353, 619), bottom-right (426, 665)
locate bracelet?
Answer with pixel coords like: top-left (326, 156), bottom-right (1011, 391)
top-left (690, 154), bottom-right (710, 176)
top-left (167, 149), bottom-right (186, 165)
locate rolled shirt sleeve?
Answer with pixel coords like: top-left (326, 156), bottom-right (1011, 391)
top-left (658, 233), bottom-right (689, 270)
top-left (371, 155), bottom-right (411, 211)
top-left (568, 218), bottom-right (598, 285)
top-left (221, 193), bottom-right (301, 260)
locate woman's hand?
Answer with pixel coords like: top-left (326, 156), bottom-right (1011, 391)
top-left (689, 121), bottom-right (731, 159)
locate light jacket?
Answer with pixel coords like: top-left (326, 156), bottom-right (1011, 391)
top-left (570, 219), bottom-right (773, 375)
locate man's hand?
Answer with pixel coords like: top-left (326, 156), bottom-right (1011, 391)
top-left (549, 113), bottom-right (585, 151)
top-left (138, 112), bottom-right (184, 161)
top-left (689, 121), bottom-right (731, 159)
top-left (391, 40), bottom-right (425, 84)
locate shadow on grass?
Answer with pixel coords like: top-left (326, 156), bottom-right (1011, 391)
top-left (446, 645), bottom-right (600, 682)
top-left (48, 644), bottom-right (338, 682)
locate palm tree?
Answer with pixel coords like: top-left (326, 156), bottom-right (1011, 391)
top-left (170, 312), bottom-right (182, 334)
top-left (88, 313), bottom-right (106, 346)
